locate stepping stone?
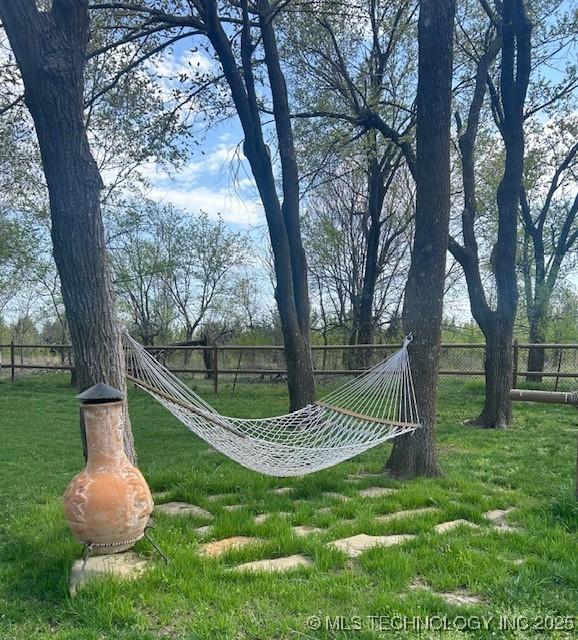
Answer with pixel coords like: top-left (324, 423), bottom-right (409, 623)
top-left (434, 519), bottom-right (478, 533)
top-left (484, 508), bottom-right (513, 522)
top-left (155, 502), bottom-right (212, 519)
top-left (271, 487), bottom-right (293, 495)
top-left (437, 590), bottom-right (485, 606)
top-left (194, 526), bottom-right (212, 536)
top-left (292, 525), bottom-right (323, 537)
top-left (222, 504), bottom-right (245, 512)
top-left (484, 508), bottom-right (519, 531)
top-left (328, 533), bottom-right (415, 558)
top-left (69, 551), bottom-right (149, 595)
top-left (359, 487), bottom-right (397, 498)
top-left (493, 522), bottom-right (520, 533)
top-left (323, 492), bottom-right (351, 501)
top-left (199, 536), bottom-right (263, 558)
top-left (375, 507), bottom-right (437, 523)
top-left (254, 512), bottom-right (291, 524)
top-left (234, 554), bottom-right (312, 573)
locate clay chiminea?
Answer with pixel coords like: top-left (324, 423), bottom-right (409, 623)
top-left (64, 383), bottom-right (153, 554)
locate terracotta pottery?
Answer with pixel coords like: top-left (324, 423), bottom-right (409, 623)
top-left (64, 385), bottom-right (153, 554)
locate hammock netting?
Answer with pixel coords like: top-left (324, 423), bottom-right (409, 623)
top-left (124, 333), bottom-right (420, 477)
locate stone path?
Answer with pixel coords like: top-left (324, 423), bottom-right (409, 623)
top-left (234, 554), bottom-right (313, 573)
top-left (328, 533), bottom-right (415, 558)
top-left (151, 488), bottom-right (519, 578)
top-left (70, 551), bottom-right (149, 595)
top-left (155, 502), bottom-right (213, 519)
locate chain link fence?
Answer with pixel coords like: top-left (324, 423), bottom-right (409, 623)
top-left (2, 341), bottom-right (578, 400)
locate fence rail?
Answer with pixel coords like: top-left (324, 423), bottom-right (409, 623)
top-left (3, 340), bottom-right (578, 395)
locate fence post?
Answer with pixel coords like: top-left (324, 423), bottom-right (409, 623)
top-left (213, 344), bottom-right (219, 394)
top-left (10, 339), bottom-right (15, 382)
top-left (512, 339), bottom-right (519, 389)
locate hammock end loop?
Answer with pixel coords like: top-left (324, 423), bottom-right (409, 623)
top-left (403, 332), bottom-right (414, 348)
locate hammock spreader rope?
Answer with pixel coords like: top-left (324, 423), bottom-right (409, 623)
top-left (124, 333), bottom-right (420, 477)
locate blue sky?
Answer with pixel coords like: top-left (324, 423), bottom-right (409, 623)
top-left (141, 45), bottom-right (264, 232)
top-left (135, 10), bottom-right (577, 326)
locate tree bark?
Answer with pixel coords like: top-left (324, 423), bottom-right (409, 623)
top-left (449, 0), bottom-right (530, 427)
top-left (385, 0), bottom-right (455, 478)
top-left (0, 0), bottom-right (135, 461)
top-left (356, 156), bottom-right (386, 364)
top-left (477, 0), bottom-right (531, 425)
top-left (478, 321), bottom-right (513, 427)
top-left (526, 310), bottom-right (547, 383)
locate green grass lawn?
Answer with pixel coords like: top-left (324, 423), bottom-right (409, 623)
top-left (0, 375), bottom-right (577, 639)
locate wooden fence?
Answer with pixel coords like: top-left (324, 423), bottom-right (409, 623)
top-left (3, 340), bottom-right (578, 392)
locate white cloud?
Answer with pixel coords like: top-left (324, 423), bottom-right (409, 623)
top-left (147, 183), bottom-right (262, 226)
top-left (142, 139), bottom-right (259, 226)
top-left (147, 49), bottom-right (214, 82)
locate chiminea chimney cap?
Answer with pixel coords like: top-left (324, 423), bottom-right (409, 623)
top-left (76, 382), bottom-right (124, 403)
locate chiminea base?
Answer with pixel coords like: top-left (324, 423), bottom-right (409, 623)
top-left (88, 535), bottom-right (145, 556)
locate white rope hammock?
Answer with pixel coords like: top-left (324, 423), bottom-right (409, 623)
top-left (124, 333), bottom-right (420, 477)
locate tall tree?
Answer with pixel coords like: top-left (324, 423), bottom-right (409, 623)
top-left (385, 0), bottom-right (455, 477)
top-left (520, 118), bottom-right (578, 381)
top-left (303, 157), bottom-right (412, 352)
top-left (448, 0), bottom-right (531, 427)
top-left (109, 202), bottom-right (175, 346)
top-left (93, 0), bottom-right (317, 411)
top-left (283, 0), bottom-right (417, 351)
top-left (0, 0), bottom-right (135, 459)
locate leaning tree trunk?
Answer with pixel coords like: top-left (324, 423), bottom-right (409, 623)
top-left (386, 0), bottom-right (455, 478)
top-left (203, 0), bottom-right (316, 411)
top-left (0, 0), bottom-right (136, 462)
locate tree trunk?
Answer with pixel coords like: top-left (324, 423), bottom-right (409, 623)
top-left (526, 285), bottom-right (550, 382)
top-left (0, 1), bottom-right (135, 461)
top-left (449, 0), bottom-right (530, 427)
top-left (386, 0), bottom-right (455, 478)
top-left (356, 157), bottom-right (385, 367)
top-left (526, 317), bottom-right (546, 383)
top-left (476, 322), bottom-right (513, 428)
